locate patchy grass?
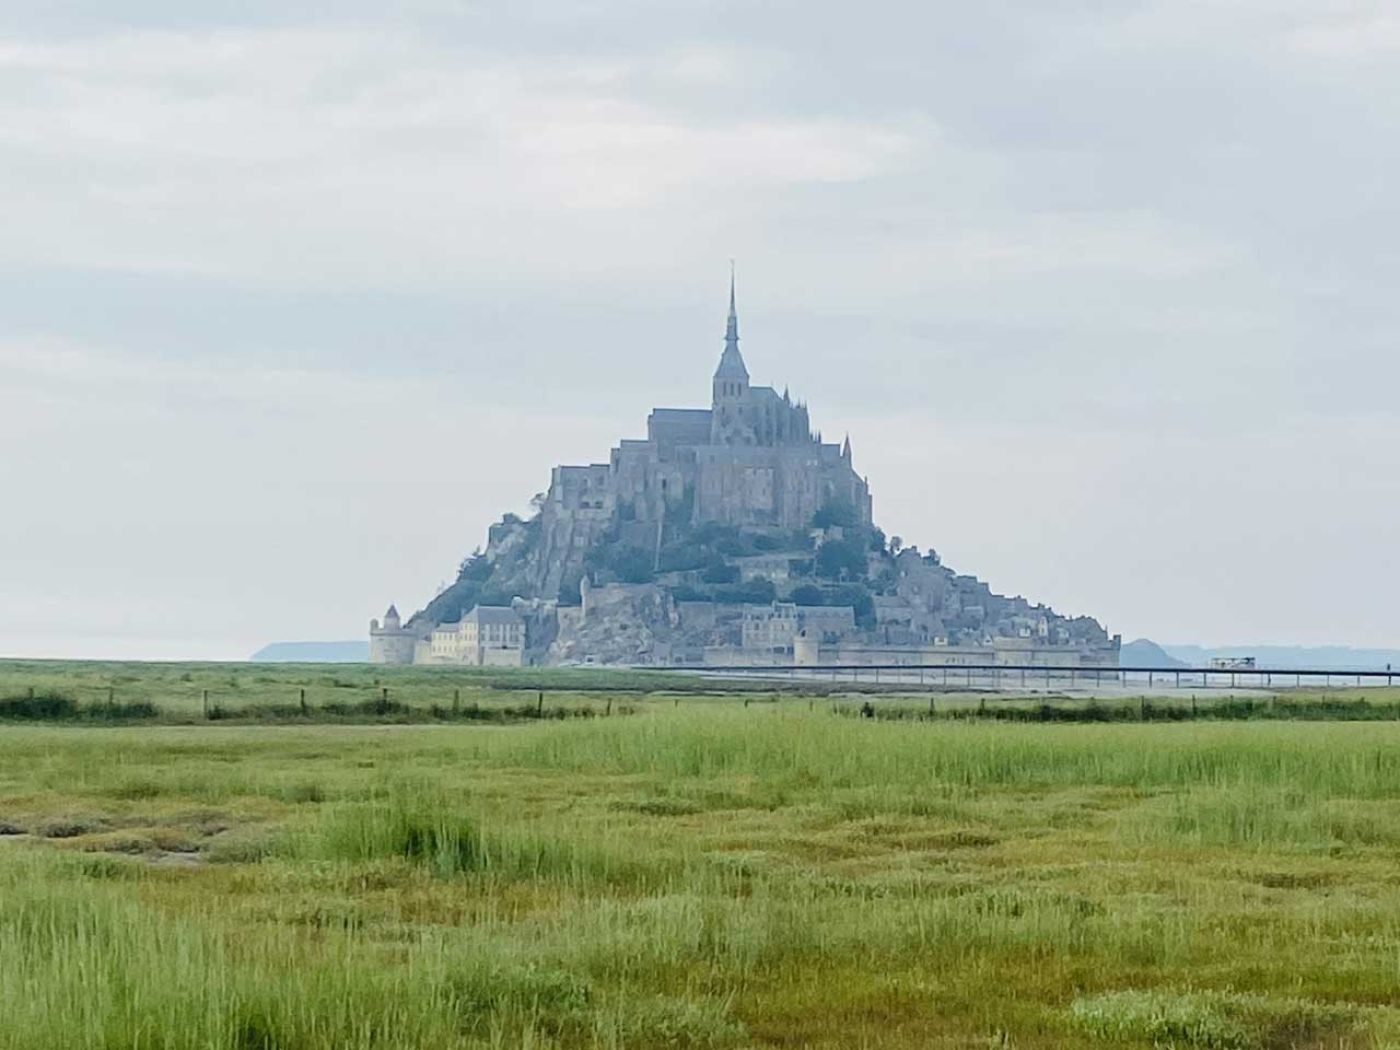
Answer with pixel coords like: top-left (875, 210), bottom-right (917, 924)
top-left (1068, 988), bottom-right (1357, 1049)
top-left (0, 707), bottom-right (1399, 1046)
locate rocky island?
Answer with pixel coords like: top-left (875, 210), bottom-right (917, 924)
top-left (371, 277), bottom-right (1119, 669)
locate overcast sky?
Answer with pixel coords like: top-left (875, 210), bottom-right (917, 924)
top-left (2, 1), bottom-right (1397, 659)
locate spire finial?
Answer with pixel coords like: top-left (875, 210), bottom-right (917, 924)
top-left (726, 260), bottom-right (738, 340)
top-left (713, 261), bottom-right (749, 384)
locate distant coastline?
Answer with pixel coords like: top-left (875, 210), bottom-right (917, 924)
top-left (250, 641), bottom-right (368, 663)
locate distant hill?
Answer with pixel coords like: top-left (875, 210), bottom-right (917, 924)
top-left (1119, 639), bottom-right (1189, 669)
top-left (251, 641), bottom-right (368, 663)
top-left (1162, 645), bottom-right (1400, 672)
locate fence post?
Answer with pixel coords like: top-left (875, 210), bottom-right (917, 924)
top-left (537, 691), bottom-right (544, 717)
top-left (299, 687), bottom-right (307, 715)
top-left (453, 688), bottom-right (460, 716)
top-left (202, 689), bottom-right (209, 719)
top-left (606, 698), bottom-right (612, 717)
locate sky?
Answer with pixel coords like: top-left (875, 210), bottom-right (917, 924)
top-left (2, 1), bottom-right (1398, 660)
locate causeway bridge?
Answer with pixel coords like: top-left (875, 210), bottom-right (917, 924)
top-left (679, 663), bottom-right (1399, 692)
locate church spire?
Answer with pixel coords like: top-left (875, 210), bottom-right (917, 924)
top-left (713, 261), bottom-right (749, 383)
top-left (726, 261), bottom-right (739, 345)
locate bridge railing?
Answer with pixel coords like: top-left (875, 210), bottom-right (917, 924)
top-left (663, 663), bottom-right (1399, 690)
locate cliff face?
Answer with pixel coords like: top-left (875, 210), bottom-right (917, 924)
top-left (408, 496), bottom-right (1114, 666)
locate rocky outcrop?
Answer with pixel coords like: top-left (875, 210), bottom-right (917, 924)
top-left (389, 284), bottom-right (1117, 666)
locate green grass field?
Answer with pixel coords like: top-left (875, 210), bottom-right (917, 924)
top-left (1, 665), bottom-right (1399, 1047)
top-left (3, 658), bottom-right (1399, 724)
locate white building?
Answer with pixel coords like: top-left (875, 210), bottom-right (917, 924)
top-left (371, 604), bottom-right (526, 666)
top-left (417, 605), bottom-right (526, 667)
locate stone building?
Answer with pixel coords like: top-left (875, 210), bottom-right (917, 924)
top-left (531, 274), bottom-right (872, 598)
top-left (420, 605), bottom-right (525, 666)
top-left (370, 275), bottom-right (1120, 671)
top-left (368, 605), bottom-right (417, 664)
top-left (372, 604), bottom-right (525, 666)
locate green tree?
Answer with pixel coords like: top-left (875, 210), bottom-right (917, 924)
top-left (701, 559), bottom-right (740, 585)
top-left (713, 579), bottom-right (777, 604)
top-left (815, 538), bottom-right (866, 580)
top-left (558, 572), bottom-right (583, 607)
top-left (608, 546), bottom-right (655, 584)
top-left (458, 549), bottom-right (492, 582)
top-left (811, 499), bottom-right (859, 530)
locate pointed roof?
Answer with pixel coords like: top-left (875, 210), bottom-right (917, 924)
top-left (714, 263), bottom-right (749, 381)
top-left (384, 604), bottom-right (400, 620)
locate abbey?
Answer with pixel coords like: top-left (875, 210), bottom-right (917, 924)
top-left (371, 276), bottom-right (1120, 670)
top-left (531, 274), bottom-right (872, 598)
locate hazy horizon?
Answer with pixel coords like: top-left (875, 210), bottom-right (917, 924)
top-left (3, 2), bottom-right (1398, 660)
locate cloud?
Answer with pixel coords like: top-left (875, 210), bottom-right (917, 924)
top-left (0, 3), bottom-right (1397, 656)
top-left (0, 27), bottom-right (927, 289)
top-left (0, 336), bottom-right (619, 658)
top-left (1285, 13), bottom-right (1400, 59)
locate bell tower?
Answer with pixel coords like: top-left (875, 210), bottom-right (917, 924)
top-left (712, 265), bottom-right (749, 407)
top-left (711, 265), bottom-right (753, 445)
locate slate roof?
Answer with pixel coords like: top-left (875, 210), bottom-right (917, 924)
top-left (463, 605), bottom-right (524, 626)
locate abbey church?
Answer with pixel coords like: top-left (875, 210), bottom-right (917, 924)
top-left (371, 277), bottom-right (1120, 669)
top-left (530, 275), bottom-right (873, 598)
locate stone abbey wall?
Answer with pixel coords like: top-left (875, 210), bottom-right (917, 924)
top-left (529, 287), bottom-right (871, 598)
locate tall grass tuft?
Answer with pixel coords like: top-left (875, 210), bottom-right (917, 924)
top-left (0, 851), bottom-right (465, 1049)
top-left (1068, 988), bottom-right (1355, 1049)
top-left (306, 789), bottom-right (483, 877)
top-left (297, 784), bottom-right (688, 889)
top-left (0, 693), bottom-right (157, 721)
